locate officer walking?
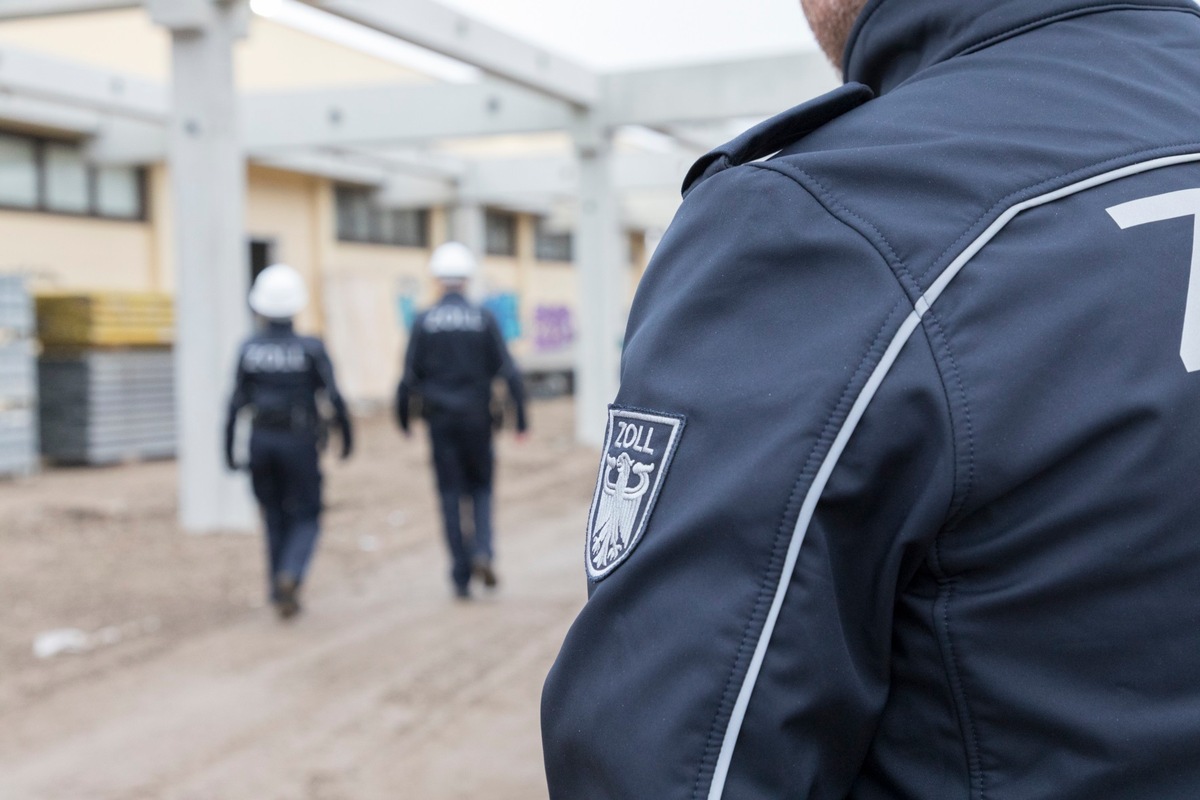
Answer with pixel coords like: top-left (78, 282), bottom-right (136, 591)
top-left (544, 0), bottom-right (1200, 797)
top-left (396, 242), bottom-right (527, 599)
top-left (225, 263), bottom-right (353, 619)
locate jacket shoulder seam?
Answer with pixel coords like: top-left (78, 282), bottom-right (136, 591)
top-left (750, 161), bottom-right (922, 301)
top-left (748, 161), bottom-right (969, 525)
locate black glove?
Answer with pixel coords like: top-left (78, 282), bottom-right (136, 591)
top-left (339, 416), bottom-right (354, 460)
top-left (224, 415), bottom-right (239, 471)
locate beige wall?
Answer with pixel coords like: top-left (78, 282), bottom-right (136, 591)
top-left (480, 256), bottom-right (521, 296)
top-left (0, 209), bottom-right (156, 293)
top-left (245, 165), bottom-right (323, 330)
top-left (240, 17), bottom-right (429, 90)
top-left (321, 239), bottom-right (433, 405)
top-left (0, 10), bottom-right (425, 89)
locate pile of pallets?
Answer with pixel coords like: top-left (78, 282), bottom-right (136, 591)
top-left (36, 293), bottom-right (176, 465)
top-left (0, 276), bottom-right (38, 477)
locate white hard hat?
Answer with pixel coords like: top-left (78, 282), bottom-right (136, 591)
top-left (249, 263), bottom-right (309, 319)
top-left (429, 241), bottom-right (477, 280)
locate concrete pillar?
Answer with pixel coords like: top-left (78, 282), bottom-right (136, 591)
top-left (515, 213), bottom-right (536, 357)
top-left (451, 200), bottom-right (487, 300)
top-left (151, 0), bottom-right (255, 532)
top-left (451, 201), bottom-right (487, 255)
top-left (573, 119), bottom-right (624, 446)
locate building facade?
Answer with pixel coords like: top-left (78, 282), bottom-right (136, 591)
top-left (0, 8), bottom-right (649, 404)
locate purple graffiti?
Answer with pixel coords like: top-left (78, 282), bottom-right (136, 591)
top-left (534, 306), bottom-right (575, 352)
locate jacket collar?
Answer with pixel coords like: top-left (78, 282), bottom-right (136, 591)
top-left (264, 319), bottom-right (295, 334)
top-left (844, 0), bottom-right (1200, 94)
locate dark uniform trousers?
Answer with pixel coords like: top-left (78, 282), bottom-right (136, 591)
top-left (428, 414), bottom-right (494, 589)
top-left (249, 426), bottom-right (323, 594)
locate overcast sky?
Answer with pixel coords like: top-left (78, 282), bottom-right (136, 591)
top-left (420, 0), bottom-right (819, 70)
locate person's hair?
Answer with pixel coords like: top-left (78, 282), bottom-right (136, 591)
top-left (800, 0), bottom-right (871, 67)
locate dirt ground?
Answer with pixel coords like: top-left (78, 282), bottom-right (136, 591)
top-left (0, 398), bottom-right (597, 800)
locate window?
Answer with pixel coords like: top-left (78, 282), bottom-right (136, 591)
top-left (0, 131), bottom-right (146, 220)
top-left (335, 185), bottom-right (429, 247)
top-left (485, 209), bottom-right (517, 256)
top-left (336, 185), bottom-right (371, 241)
top-left (535, 218), bottom-right (573, 262)
top-left (390, 208), bottom-right (428, 247)
top-left (0, 134), bottom-right (38, 209)
top-left (96, 166), bottom-right (143, 219)
top-left (44, 143), bottom-right (89, 214)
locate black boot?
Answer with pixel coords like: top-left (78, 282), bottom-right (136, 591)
top-left (472, 556), bottom-right (498, 589)
top-left (274, 575), bottom-right (301, 619)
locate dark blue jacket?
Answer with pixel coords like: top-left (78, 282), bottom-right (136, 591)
top-left (225, 321), bottom-right (352, 463)
top-left (396, 292), bottom-right (528, 433)
top-left (542, 1), bottom-right (1200, 797)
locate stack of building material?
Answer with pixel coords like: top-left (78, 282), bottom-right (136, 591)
top-left (0, 276), bottom-right (38, 477)
top-left (35, 293), bottom-right (173, 347)
top-left (37, 293), bottom-right (176, 465)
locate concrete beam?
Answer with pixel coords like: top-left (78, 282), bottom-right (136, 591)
top-left (463, 157), bottom-right (578, 200)
top-left (242, 52), bottom-right (835, 149)
top-left (85, 117), bottom-right (168, 165)
top-left (527, 194), bottom-right (679, 237)
top-left (158, 0), bottom-right (256, 532)
top-left (376, 172), bottom-right (457, 208)
top-left (147, 0), bottom-right (250, 34)
top-left (602, 52), bottom-right (839, 128)
top-left (299, 0), bottom-right (598, 106)
top-left (463, 151), bottom-right (696, 199)
top-left (341, 145), bottom-right (466, 180)
top-left (620, 192), bottom-right (682, 232)
top-left (604, 51), bottom-right (840, 128)
top-left (0, 44), bottom-right (169, 121)
top-left (0, 0), bottom-right (137, 19)
top-left (250, 150), bottom-right (390, 185)
top-left (0, 94), bottom-right (101, 135)
top-left (244, 80), bottom-right (573, 148)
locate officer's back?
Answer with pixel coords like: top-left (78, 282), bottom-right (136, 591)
top-left (542, 1), bottom-right (1200, 798)
top-left (236, 323), bottom-right (330, 429)
top-left (404, 292), bottom-right (511, 424)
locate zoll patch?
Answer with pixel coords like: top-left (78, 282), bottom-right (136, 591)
top-left (586, 407), bottom-right (685, 581)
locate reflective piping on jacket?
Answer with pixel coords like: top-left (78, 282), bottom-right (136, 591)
top-left (706, 150), bottom-right (1200, 800)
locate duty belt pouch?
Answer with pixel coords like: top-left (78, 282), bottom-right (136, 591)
top-left (254, 407), bottom-right (314, 433)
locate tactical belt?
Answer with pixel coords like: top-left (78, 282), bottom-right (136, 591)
top-left (253, 408), bottom-right (315, 433)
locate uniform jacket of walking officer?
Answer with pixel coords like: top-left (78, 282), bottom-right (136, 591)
top-left (542, 0), bottom-right (1200, 797)
top-left (395, 245), bottom-right (528, 441)
top-left (226, 264), bottom-right (352, 615)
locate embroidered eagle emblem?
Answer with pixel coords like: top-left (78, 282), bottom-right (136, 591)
top-left (586, 407), bottom-right (685, 581)
top-left (590, 453), bottom-right (655, 569)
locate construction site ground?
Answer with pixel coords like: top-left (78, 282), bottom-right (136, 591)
top-left (0, 398), bottom-right (596, 800)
